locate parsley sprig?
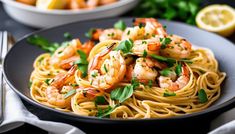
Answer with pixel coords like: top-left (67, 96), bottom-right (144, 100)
top-left (110, 78), bottom-right (140, 103)
top-left (74, 50), bottom-right (89, 78)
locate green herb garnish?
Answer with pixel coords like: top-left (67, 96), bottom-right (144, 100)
top-left (77, 50), bottom-right (87, 59)
top-left (97, 105), bottom-right (117, 118)
top-left (143, 50), bottom-right (147, 58)
top-left (27, 35), bottom-right (60, 53)
top-left (103, 64), bottom-right (108, 73)
top-left (95, 96), bottom-right (106, 106)
top-left (64, 89), bottom-right (76, 99)
top-left (45, 79), bottom-right (51, 85)
top-left (160, 37), bottom-right (172, 49)
top-left (114, 39), bottom-right (133, 54)
top-left (28, 81), bottom-right (32, 88)
top-left (114, 20), bottom-right (126, 31)
top-left (160, 68), bottom-right (173, 77)
top-left (198, 89), bottom-right (208, 103)
top-left (111, 78), bottom-right (139, 103)
top-left (163, 92), bottom-right (176, 97)
top-left (74, 50), bottom-right (89, 78)
top-left (63, 32), bottom-right (72, 40)
top-left (85, 28), bottom-right (96, 39)
top-left (133, 0), bottom-right (202, 25)
top-left (148, 80), bottom-right (153, 88)
top-left (175, 63), bottom-right (182, 76)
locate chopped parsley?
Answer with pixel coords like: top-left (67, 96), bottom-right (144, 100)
top-left (97, 105), bottom-right (118, 118)
top-left (74, 50), bottom-right (89, 78)
top-left (103, 64), bottom-right (108, 73)
top-left (160, 37), bottom-right (172, 49)
top-left (27, 35), bottom-right (60, 53)
top-left (198, 89), bottom-right (208, 103)
top-left (143, 50), bottom-right (147, 58)
top-left (63, 32), bottom-right (72, 40)
top-left (28, 81), bottom-right (32, 88)
top-left (64, 89), bottom-right (76, 99)
top-left (175, 63), bottom-right (182, 76)
top-left (111, 78), bottom-right (139, 103)
top-left (163, 92), bottom-right (176, 97)
top-left (114, 39), bottom-right (134, 54)
top-left (114, 20), bottom-right (126, 31)
top-left (160, 68), bottom-right (173, 77)
top-left (95, 96), bottom-right (106, 106)
top-left (148, 80), bottom-right (153, 88)
top-left (85, 28), bottom-right (96, 39)
top-left (44, 79), bottom-right (51, 85)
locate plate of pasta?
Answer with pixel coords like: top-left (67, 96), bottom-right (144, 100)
top-left (3, 18), bottom-right (235, 123)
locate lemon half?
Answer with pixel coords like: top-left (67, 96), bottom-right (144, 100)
top-left (36, 0), bottom-right (67, 10)
top-left (196, 4), bottom-right (235, 36)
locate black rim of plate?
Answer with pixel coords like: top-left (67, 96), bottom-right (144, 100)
top-left (3, 17), bottom-right (235, 122)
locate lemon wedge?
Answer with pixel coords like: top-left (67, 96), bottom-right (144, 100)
top-left (196, 4), bottom-right (235, 36)
top-left (36, 0), bottom-right (67, 10)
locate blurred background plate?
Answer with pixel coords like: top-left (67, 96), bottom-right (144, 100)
top-left (0, 0), bottom-right (139, 28)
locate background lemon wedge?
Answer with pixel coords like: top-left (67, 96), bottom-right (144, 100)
top-left (36, 0), bottom-right (68, 10)
top-left (196, 4), bottom-right (235, 37)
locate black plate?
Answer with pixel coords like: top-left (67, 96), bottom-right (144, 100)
top-left (3, 17), bottom-right (235, 125)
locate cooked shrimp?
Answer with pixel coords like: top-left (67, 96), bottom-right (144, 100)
top-left (133, 18), bottom-right (167, 37)
top-left (132, 38), bottom-right (161, 56)
top-left (88, 43), bottom-right (126, 89)
top-left (122, 27), bottom-right (145, 41)
top-left (46, 65), bottom-right (77, 108)
top-left (87, 0), bottom-right (99, 8)
top-left (69, 0), bottom-right (87, 9)
top-left (16, 0), bottom-right (36, 5)
top-left (160, 35), bottom-right (192, 59)
top-left (73, 87), bottom-right (104, 104)
top-left (51, 39), bottom-right (94, 69)
top-left (99, 28), bottom-right (123, 42)
top-left (127, 58), bottom-right (166, 83)
top-left (99, 0), bottom-right (117, 5)
top-left (158, 63), bottom-right (190, 91)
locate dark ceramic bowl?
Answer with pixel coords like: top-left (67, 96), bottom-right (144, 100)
top-left (3, 18), bottom-right (235, 126)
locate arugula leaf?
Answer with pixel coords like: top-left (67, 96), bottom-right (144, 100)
top-left (175, 63), bottom-right (182, 76)
top-left (95, 96), bottom-right (106, 106)
top-left (114, 20), bottom-right (126, 31)
top-left (85, 28), bottom-right (96, 39)
top-left (163, 92), bottom-right (176, 97)
top-left (27, 35), bottom-right (60, 53)
top-left (64, 32), bottom-right (72, 40)
top-left (198, 89), bottom-right (208, 103)
top-left (114, 39), bottom-right (134, 54)
top-left (64, 89), bottom-right (76, 99)
top-left (97, 105), bottom-right (118, 118)
top-left (160, 37), bottom-right (172, 49)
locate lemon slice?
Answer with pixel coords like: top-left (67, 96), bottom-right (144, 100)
top-left (36, 0), bottom-right (67, 10)
top-left (196, 4), bottom-right (235, 36)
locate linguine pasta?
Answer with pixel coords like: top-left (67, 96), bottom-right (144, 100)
top-left (29, 18), bottom-right (226, 119)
